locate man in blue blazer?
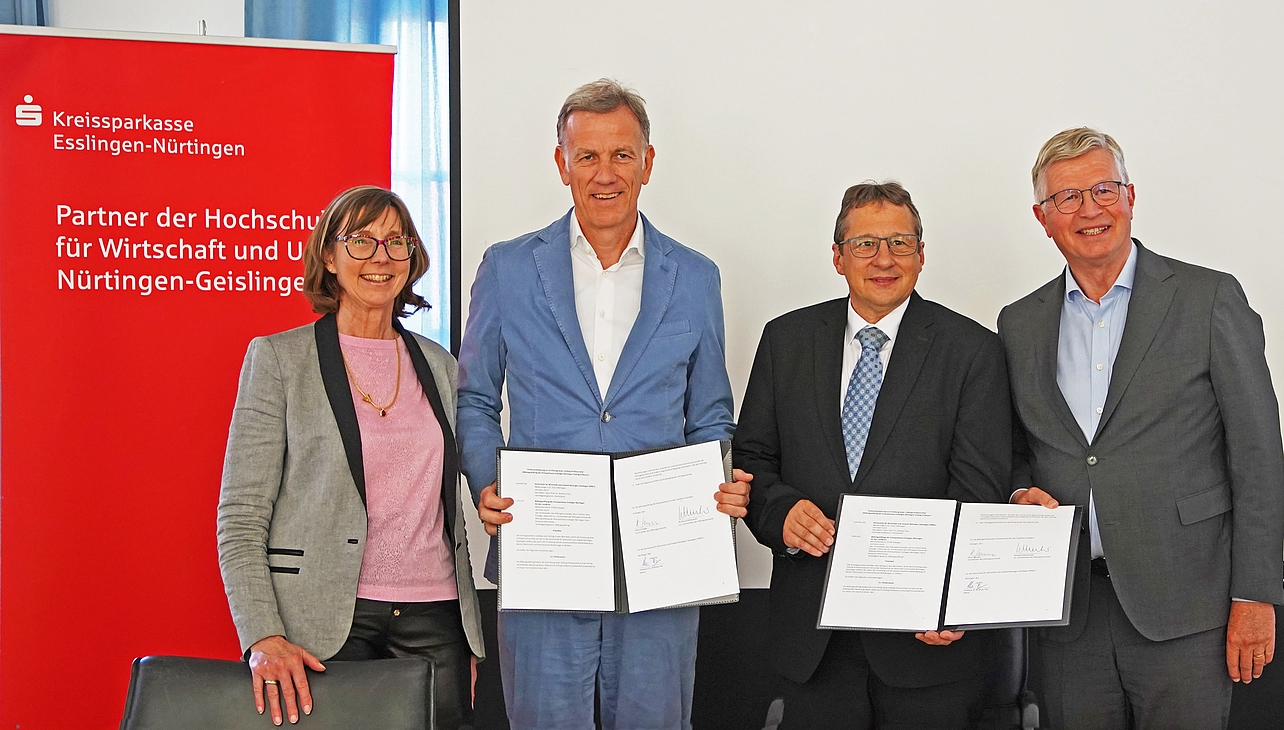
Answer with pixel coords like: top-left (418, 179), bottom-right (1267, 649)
top-left (456, 79), bottom-right (751, 730)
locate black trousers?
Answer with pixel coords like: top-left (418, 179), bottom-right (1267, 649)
top-left (778, 631), bottom-right (984, 730)
top-left (330, 597), bottom-right (473, 730)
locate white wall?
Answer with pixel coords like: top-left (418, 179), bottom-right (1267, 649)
top-left (460, 1), bottom-right (1284, 588)
top-left (49, 0), bottom-right (243, 36)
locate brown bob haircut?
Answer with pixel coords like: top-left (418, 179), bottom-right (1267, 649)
top-left (832, 180), bottom-right (924, 243)
top-left (303, 185), bottom-right (430, 317)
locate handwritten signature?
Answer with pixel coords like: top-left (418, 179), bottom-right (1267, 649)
top-left (1015, 543), bottom-right (1052, 556)
top-left (678, 504), bottom-right (711, 520)
top-left (641, 556), bottom-right (663, 569)
top-left (968, 548), bottom-right (997, 559)
top-left (636, 517), bottom-right (660, 530)
top-left (966, 579), bottom-right (988, 590)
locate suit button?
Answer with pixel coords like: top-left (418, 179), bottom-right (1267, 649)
top-left (602, 411), bottom-right (612, 423)
top-left (1087, 455), bottom-right (1098, 465)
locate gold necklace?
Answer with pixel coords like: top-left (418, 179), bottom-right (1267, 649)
top-left (341, 340), bottom-right (402, 417)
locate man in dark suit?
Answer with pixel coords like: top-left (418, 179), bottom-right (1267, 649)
top-left (1002, 127), bottom-right (1284, 729)
top-left (735, 181), bottom-right (1011, 729)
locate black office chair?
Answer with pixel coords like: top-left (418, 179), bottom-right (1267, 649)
top-left (977, 628), bottom-right (1041, 730)
top-left (119, 655), bottom-right (437, 729)
top-left (759, 629), bottom-right (1042, 730)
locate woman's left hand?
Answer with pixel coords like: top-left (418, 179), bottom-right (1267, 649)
top-left (715, 469), bottom-right (753, 518)
top-left (248, 635), bottom-right (326, 725)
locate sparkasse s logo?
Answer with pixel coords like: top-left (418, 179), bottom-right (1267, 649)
top-left (16, 95), bottom-right (42, 126)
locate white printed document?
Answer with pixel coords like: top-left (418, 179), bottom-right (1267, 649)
top-left (817, 495), bottom-right (1081, 631)
top-left (497, 441), bottom-right (739, 613)
top-left (613, 440), bottom-right (739, 612)
top-left (943, 504), bottom-right (1079, 628)
top-left (817, 495), bottom-right (958, 631)
top-left (496, 450), bottom-right (616, 612)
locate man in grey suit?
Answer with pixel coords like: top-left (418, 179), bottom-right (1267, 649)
top-left (1000, 127), bottom-right (1284, 729)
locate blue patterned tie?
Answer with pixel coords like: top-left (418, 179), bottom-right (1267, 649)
top-left (842, 326), bottom-right (889, 480)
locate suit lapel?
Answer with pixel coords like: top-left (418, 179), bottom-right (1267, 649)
top-left (396, 323), bottom-right (459, 543)
top-left (314, 313), bottom-right (366, 506)
top-left (1094, 242), bottom-right (1176, 441)
top-left (853, 293), bottom-right (934, 491)
top-left (530, 211), bottom-right (602, 403)
top-left (1031, 275), bottom-right (1089, 449)
top-left (605, 215), bottom-right (676, 407)
top-left (814, 299), bottom-right (851, 485)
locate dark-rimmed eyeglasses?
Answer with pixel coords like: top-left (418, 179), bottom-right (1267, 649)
top-left (1040, 181), bottom-right (1126, 214)
top-left (335, 233), bottom-right (419, 261)
top-left (837, 234), bottom-right (921, 258)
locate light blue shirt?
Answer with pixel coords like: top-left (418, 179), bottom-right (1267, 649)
top-left (1056, 242), bottom-right (1138, 559)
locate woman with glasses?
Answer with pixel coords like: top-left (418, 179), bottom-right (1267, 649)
top-left (217, 185), bottom-right (483, 728)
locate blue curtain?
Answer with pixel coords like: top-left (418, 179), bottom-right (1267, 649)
top-left (246, 0), bottom-right (452, 348)
top-left (1, 0), bottom-right (47, 25)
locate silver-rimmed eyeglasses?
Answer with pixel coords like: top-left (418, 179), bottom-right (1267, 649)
top-left (837, 234), bottom-right (921, 258)
top-left (1040, 181), bottom-right (1126, 214)
top-left (335, 233), bottom-right (419, 261)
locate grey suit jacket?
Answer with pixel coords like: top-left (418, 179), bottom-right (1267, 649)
top-left (998, 241), bottom-right (1284, 643)
top-left (217, 313), bottom-right (485, 661)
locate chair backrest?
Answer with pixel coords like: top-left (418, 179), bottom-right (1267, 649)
top-left (984, 628), bottom-right (1027, 704)
top-left (977, 628), bottom-right (1038, 730)
top-left (119, 656), bottom-right (434, 730)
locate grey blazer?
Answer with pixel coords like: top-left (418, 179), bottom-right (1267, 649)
top-left (217, 313), bottom-right (484, 661)
top-left (998, 241), bottom-right (1284, 643)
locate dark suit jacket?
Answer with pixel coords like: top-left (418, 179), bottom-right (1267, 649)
top-left (735, 292), bottom-right (1011, 687)
top-left (998, 241), bottom-right (1284, 644)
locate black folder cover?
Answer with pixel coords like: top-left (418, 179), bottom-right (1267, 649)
top-left (816, 498), bottom-right (1082, 632)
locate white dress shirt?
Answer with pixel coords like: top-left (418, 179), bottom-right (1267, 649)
top-left (839, 294), bottom-right (911, 410)
top-left (570, 211), bottom-right (645, 398)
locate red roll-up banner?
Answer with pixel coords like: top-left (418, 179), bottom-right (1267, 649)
top-left (0, 27), bottom-right (394, 727)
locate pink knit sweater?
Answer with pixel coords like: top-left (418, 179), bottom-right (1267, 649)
top-left (340, 334), bottom-right (458, 603)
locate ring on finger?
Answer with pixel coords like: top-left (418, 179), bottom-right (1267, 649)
top-left (263, 679), bottom-right (279, 685)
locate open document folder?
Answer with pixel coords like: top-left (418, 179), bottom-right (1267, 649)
top-left (496, 440), bottom-right (740, 613)
top-left (817, 494), bottom-right (1082, 632)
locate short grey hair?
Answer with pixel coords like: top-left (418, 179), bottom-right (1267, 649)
top-left (1032, 127), bottom-right (1130, 202)
top-left (556, 78), bottom-right (650, 147)
top-left (834, 181), bottom-right (923, 242)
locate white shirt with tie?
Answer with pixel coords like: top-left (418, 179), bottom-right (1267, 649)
top-left (839, 294), bottom-right (911, 409)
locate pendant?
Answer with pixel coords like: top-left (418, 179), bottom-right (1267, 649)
top-left (379, 409), bottom-right (387, 417)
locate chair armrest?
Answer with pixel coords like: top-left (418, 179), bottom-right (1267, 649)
top-left (1020, 689), bottom-right (1041, 730)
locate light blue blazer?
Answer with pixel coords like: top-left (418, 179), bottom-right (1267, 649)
top-left (457, 210), bottom-right (736, 577)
